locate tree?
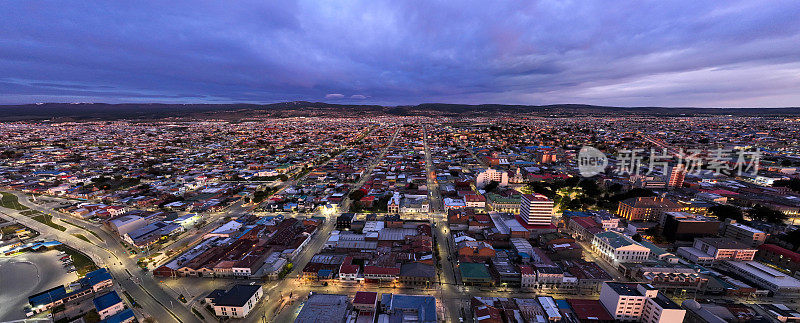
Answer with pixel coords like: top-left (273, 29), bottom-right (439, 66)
top-left (349, 190), bottom-right (366, 201)
top-left (83, 310), bottom-right (101, 323)
top-left (748, 204), bottom-right (787, 224)
top-left (484, 181), bottom-right (499, 192)
top-left (774, 178), bottom-right (800, 193)
top-left (708, 204), bottom-right (744, 222)
top-left (632, 234), bottom-right (643, 242)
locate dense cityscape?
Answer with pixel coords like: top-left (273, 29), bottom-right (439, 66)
top-left (4, 1), bottom-right (800, 322)
top-left (0, 114), bottom-right (799, 322)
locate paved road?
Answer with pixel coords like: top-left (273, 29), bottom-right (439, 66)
top-left (424, 124), bottom-right (470, 322)
top-left (423, 125), bottom-right (444, 214)
top-left (1, 190), bottom-right (202, 323)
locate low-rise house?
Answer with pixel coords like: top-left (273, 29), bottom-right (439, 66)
top-left (93, 291), bottom-right (124, 320)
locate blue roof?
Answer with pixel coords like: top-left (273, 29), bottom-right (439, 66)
top-left (93, 291), bottom-right (122, 311)
top-left (100, 308), bottom-right (134, 323)
top-left (83, 268), bottom-right (112, 286)
top-left (29, 286), bottom-right (67, 307)
top-left (318, 269), bottom-right (333, 277)
top-left (380, 294), bottom-right (437, 322)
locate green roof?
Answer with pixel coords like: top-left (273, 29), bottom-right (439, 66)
top-left (637, 239), bottom-right (667, 256)
top-left (459, 262), bottom-right (491, 279)
top-left (594, 231), bottom-right (636, 249)
top-left (486, 193), bottom-right (520, 203)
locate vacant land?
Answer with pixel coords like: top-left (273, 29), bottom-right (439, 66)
top-left (31, 214), bottom-right (67, 232)
top-left (0, 192), bottom-right (28, 210)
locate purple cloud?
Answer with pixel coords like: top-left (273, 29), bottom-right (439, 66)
top-left (0, 0), bottom-right (799, 107)
top-left (325, 93), bottom-right (345, 99)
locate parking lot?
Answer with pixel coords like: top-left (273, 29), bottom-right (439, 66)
top-left (0, 250), bottom-right (79, 321)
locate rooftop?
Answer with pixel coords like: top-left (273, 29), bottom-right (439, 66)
top-left (295, 293), bottom-right (350, 323)
top-left (208, 284), bottom-right (261, 307)
top-left (605, 282), bottom-right (641, 296)
top-left (93, 291), bottom-right (122, 311)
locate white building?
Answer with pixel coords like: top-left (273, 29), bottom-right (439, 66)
top-left (93, 291), bottom-right (125, 320)
top-left (520, 265), bottom-right (536, 288)
top-left (400, 195), bottom-right (429, 213)
top-left (206, 284), bottom-right (264, 318)
top-left (108, 215), bottom-right (146, 236)
top-left (599, 282), bottom-right (686, 323)
top-left (720, 219), bottom-right (768, 247)
top-left (676, 237), bottom-right (756, 266)
top-left (520, 193), bottom-right (554, 226)
top-left (204, 220), bottom-right (244, 239)
top-left (592, 231), bottom-right (650, 266)
top-left (476, 168), bottom-right (509, 189)
top-left (718, 261), bottom-right (800, 295)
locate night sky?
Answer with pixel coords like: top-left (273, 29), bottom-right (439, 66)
top-left (2, 1), bottom-right (800, 107)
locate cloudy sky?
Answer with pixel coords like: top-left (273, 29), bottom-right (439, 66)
top-left (2, 1), bottom-right (800, 107)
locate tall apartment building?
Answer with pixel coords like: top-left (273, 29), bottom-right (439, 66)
top-left (476, 168), bottom-right (509, 188)
top-left (599, 282), bottom-right (686, 323)
top-left (617, 197), bottom-right (682, 221)
top-left (665, 164), bottom-right (686, 188)
top-left (720, 219), bottom-right (768, 247)
top-left (520, 193), bottom-right (555, 226)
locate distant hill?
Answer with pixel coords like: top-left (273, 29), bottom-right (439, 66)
top-left (1, 102), bottom-right (799, 121)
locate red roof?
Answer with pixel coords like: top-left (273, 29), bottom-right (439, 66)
top-left (353, 291), bottom-right (378, 305)
top-left (473, 213), bottom-right (492, 223)
top-left (519, 265), bottom-right (534, 275)
top-left (523, 193), bottom-right (550, 201)
top-left (567, 298), bottom-right (613, 321)
top-left (571, 216), bottom-right (600, 229)
top-left (364, 266), bottom-right (400, 276)
top-left (514, 215), bottom-right (557, 230)
top-left (758, 244), bottom-right (800, 263)
top-left (340, 264), bottom-right (359, 274)
top-left (706, 189), bottom-right (739, 196)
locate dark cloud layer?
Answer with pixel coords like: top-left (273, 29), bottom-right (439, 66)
top-left (1, 1), bottom-right (799, 107)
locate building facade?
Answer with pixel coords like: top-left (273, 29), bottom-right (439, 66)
top-left (520, 193), bottom-right (554, 226)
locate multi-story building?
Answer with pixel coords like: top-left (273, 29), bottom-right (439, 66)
top-left (599, 282), bottom-right (686, 323)
top-left (205, 284), bottom-right (263, 318)
top-left (93, 291), bottom-right (125, 320)
top-left (592, 231), bottom-right (651, 267)
top-left (677, 237), bottom-right (756, 266)
top-left (567, 216), bottom-right (603, 241)
top-left (719, 219), bottom-right (768, 247)
top-left (520, 193), bottom-right (554, 226)
top-left (665, 164), bottom-right (686, 188)
top-left (486, 193), bottom-right (520, 214)
top-left (660, 212), bottom-right (720, 241)
top-left (617, 197), bottom-right (682, 222)
top-left (520, 265), bottom-right (536, 289)
top-left (476, 168), bottom-right (509, 188)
